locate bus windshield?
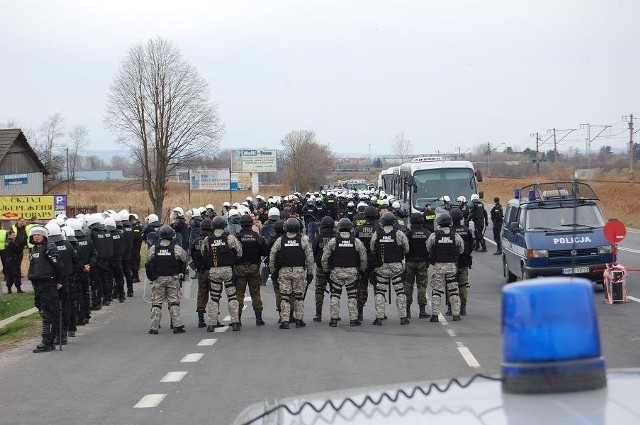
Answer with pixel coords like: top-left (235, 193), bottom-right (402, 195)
top-left (381, 174), bottom-right (393, 192)
top-left (413, 168), bottom-right (476, 210)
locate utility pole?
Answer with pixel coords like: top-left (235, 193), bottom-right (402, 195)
top-left (623, 114), bottom-right (634, 184)
top-left (530, 132), bottom-right (542, 175)
top-left (546, 128), bottom-right (577, 165)
top-left (580, 123), bottom-right (611, 170)
top-left (486, 142), bottom-right (491, 177)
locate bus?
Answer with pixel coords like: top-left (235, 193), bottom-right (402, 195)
top-left (391, 156), bottom-right (483, 214)
top-left (378, 167), bottom-right (397, 193)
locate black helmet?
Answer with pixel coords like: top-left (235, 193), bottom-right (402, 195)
top-left (364, 205), bottom-right (378, 219)
top-left (212, 216), bottom-right (226, 230)
top-left (437, 213), bottom-right (452, 227)
top-left (337, 218), bottom-right (353, 232)
top-left (380, 212), bottom-right (396, 226)
top-left (409, 213), bottom-right (424, 225)
top-left (159, 225), bottom-right (175, 240)
top-left (284, 218), bottom-right (300, 233)
top-left (274, 219), bottom-right (285, 234)
top-left (320, 216), bottom-right (334, 229)
top-left (239, 215), bottom-right (253, 227)
top-left (200, 218), bottom-right (213, 230)
top-left (449, 208), bottom-right (463, 223)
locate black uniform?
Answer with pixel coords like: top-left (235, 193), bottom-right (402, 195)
top-left (120, 221), bottom-right (134, 296)
top-left (90, 226), bottom-right (113, 308)
top-left (354, 218), bottom-right (377, 318)
top-left (171, 217), bottom-right (189, 250)
top-left (469, 200), bottom-right (488, 251)
top-left (54, 239), bottom-right (81, 337)
top-left (110, 226), bottom-right (126, 302)
top-left (130, 219), bottom-right (143, 281)
top-left (490, 201), bottom-right (504, 253)
top-left (74, 232), bottom-right (96, 325)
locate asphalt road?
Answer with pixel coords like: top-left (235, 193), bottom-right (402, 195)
top-left (0, 231), bottom-right (638, 425)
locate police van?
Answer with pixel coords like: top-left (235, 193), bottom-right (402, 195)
top-left (501, 181), bottom-right (614, 284)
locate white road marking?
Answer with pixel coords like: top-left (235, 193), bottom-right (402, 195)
top-left (244, 296), bottom-right (251, 302)
top-left (134, 394), bottom-right (166, 408)
top-left (619, 247), bottom-right (640, 254)
top-left (222, 315), bottom-right (231, 322)
top-left (180, 353), bottom-right (204, 363)
top-left (438, 314), bottom-right (448, 324)
top-left (447, 329), bottom-right (457, 337)
top-left (484, 237), bottom-right (496, 246)
top-left (214, 326), bottom-right (229, 333)
top-left (160, 371), bottom-right (188, 383)
top-left (197, 338), bottom-right (218, 346)
top-left (627, 296), bottom-right (640, 303)
top-left (456, 342), bottom-right (481, 368)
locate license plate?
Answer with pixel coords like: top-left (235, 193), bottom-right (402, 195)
top-left (562, 267), bottom-right (589, 274)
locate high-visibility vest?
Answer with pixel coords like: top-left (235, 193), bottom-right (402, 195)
top-left (0, 229), bottom-right (6, 251)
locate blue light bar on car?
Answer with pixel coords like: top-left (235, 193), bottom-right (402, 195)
top-left (514, 188), bottom-right (521, 199)
top-left (528, 189), bottom-right (536, 201)
top-left (501, 277), bottom-right (607, 394)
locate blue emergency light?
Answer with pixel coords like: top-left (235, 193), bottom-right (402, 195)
top-left (514, 188), bottom-right (521, 199)
top-left (501, 277), bottom-right (606, 394)
top-left (528, 189), bottom-right (536, 201)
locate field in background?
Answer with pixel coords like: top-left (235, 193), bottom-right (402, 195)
top-left (478, 178), bottom-right (638, 229)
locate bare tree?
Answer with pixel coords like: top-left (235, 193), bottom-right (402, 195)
top-left (67, 125), bottom-right (89, 186)
top-left (281, 130), bottom-right (334, 191)
top-left (33, 113), bottom-right (66, 192)
top-left (392, 132), bottom-right (413, 163)
top-left (105, 37), bottom-right (223, 216)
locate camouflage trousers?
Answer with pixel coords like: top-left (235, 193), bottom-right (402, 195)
top-left (208, 266), bottom-right (239, 325)
top-left (328, 267), bottom-right (359, 321)
top-left (404, 261), bottom-right (429, 306)
top-left (457, 266), bottom-right (469, 306)
top-left (315, 266), bottom-right (328, 310)
top-left (235, 263), bottom-right (263, 313)
top-left (430, 263), bottom-right (460, 316)
top-left (278, 267), bottom-right (306, 323)
top-left (149, 276), bottom-right (183, 331)
top-left (374, 263), bottom-right (407, 319)
top-left (196, 270), bottom-right (210, 313)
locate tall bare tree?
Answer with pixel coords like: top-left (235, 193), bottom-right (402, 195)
top-left (33, 113), bottom-right (66, 192)
top-left (67, 125), bottom-right (88, 186)
top-left (105, 37), bottom-right (223, 216)
top-left (391, 132), bottom-right (413, 163)
top-left (281, 130), bottom-right (334, 191)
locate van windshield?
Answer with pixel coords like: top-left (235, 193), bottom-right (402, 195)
top-left (524, 204), bottom-right (605, 231)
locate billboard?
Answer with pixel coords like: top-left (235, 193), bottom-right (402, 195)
top-left (0, 195), bottom-right (67, 220)
top-left (232, 149), bottom-right (277, 172)
top-left (189, 170), bottom-right (253, 191)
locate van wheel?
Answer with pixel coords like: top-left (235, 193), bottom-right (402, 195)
top-left (504, 257), bottom-right (517, 283)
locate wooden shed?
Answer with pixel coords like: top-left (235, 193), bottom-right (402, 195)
top-left (0, 129), bottom-right (47, 195)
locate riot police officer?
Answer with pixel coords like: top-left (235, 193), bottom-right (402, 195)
top-left (354, 205), bottom-right (378, 321)
top-left (190, 218), bottom-right (213, 328)
top-left (426, 213), bottom-right (464, 321)
top-left (450, 208), bottom-right (474, 316)
top-left (370, 212), bottom-right (410, 325)
top-left (311, 216), bottom-right (336, 322)
top-left (423, 204), bottom-right (437, 233)
top-left (321, 218), bottom-right (368, 327)
top-left (146, 225), bottom-right (187, 334)
top-left (469, 194), bottom-right (488, 252)
top-left (490, 197), bottom-right (504, 255)
top-left (403, 213), bottom-right (431, 319)
top-left (236, 214), bottom-right (269, 326)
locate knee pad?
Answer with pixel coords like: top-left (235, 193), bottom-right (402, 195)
top-left (281, 290), bottom-right (292, 297)
top-left (432, 289), bottom-right (443, 298)
top-left (374, 286), bottom-right (387, 296)
top-left (223, 279), bottom-right (235, 288)
top-left (169, 302), bottom-right (180, 307)
top-left (151, 304), bottom-right (162, 311)
top-left (445, 275), bottom-right (457, 285)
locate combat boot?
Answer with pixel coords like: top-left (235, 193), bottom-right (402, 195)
top-left (279, 321), bottom-right (289, 329)
top-left (53, 332), bottom-right (68, 346)
top-left (231, 323), bottom-right (241, 331)
top-left (357, 304), bottom-right (364, 321)
top-left (206, 325), bottom-right (216, 332)
top-left (460, 300), bottom-right (467, 316)
top-left (197, 312), bottom-right (206, 328)
top-left (419, 304), bottom-right (429, 319)
top-left (313, 306), bottom-right (322, 322)
top-left (329, 318), bottom-right (338, 327)
top-left (400, 317), bottom-right (410, 325)
top-left (289, 312), bottom-right (296, 323)
top-left (406, 302), bottom-right (411, 318)
top-left (148, 329), bottom-right (158, 334)
top-left (33, 341), bottom-right (54, 353)
top-left (238, 311), bottom-right (243, 327)
top-left (295, 319), bottom-right (306, 328)
top-left (372, 318), bottom-right (383, 326)
top-left (430, 315), bottom-right (439, 322)
top-left (452, 315), bottom-right (461, 321)
top-left (6, 285), bottom-right (12, 294)
top-left (173, 325), bottom-right (186, 333)
top-left (349, 320), bottom-right (361, 327)
top-left (16, 285), bottom-right (24, 293)
top-left (255, 312), bottom-right (265, 326)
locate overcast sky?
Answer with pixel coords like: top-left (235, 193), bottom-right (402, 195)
top-left (1, 0), bottom-right (638, 156)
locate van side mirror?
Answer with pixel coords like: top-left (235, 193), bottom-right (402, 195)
top-left (475, 170), bottom-right (483, 182)
top-left (509, 222), bottom-right (522, 233)
top-left (479, 191), bottom-right (484, 199)
top-left (413, 184), bottom-right (417, 193)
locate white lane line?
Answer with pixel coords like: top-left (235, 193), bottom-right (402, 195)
top-left (484, 237), bottom-right (496, 246)
top-left (456, 342), bottom-right (481, 368)
top-left (619, 247), bottom-right (640, 254)
top-left (134, 394), bottom-right (166, 408)
top-left (222, 315), bottom-right (231, 322)
top-left (214, 326), bottom-right (229, 333)
top-left (627, 296), bottom-right (640, 303)
top-left (438, 314), bottom-right (448, 324)
top-left (447, 329), bottom-right (457, 337)
top-left (197, 338), bottom-right (218, 346)
top-left (180, 353), bottom-right (204, 363)
top-left (160, 371), bottom-right (188, 383)
top-left (244, 296), bottom-right (251, 302)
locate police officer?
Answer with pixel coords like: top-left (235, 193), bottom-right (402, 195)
top-left (456, 196), bottom-right (470, 225)
top-left (269, 218), bottom-right (314, 329)
top-left (403, 213), bottom-right (431, 319)
top-left (354, 205), bottom-right (378, 321)
top-left (190, 217), bottom-right (213, 328)
top-left (66, 218), bottom-right (95, 326)
top-left (268, 219), bottom-right (289, 320)
top-left (426, 213), bottom-right (464, 322)
top-left (423, 204), bottom-right (437, 233)
top-left (129, 213), bottom-right (143, 284)
top-left (450, 208), bottom-right (474, 316)
top-left (370, 212), bottom-right (410, 325)
top-left (106, 215), bottom-right (126, 303)
top-left (28, 226), bottom-right (65, 353)
top-left (311, 216), bottom-right (336, 322)
top-left (391, 201), bottom-right (407, 231)
top-left (143, 214), bottom-right (161, 247)
top-left (88, 214), bottom-right (112, 309)
top-left (202, 216), bottom-right (243, 331)
top-left (236, 214), bottom-right (269, 326)
top-left (170, 207), bottom-right (189, 250)
top-left (321, 218), bottom-right (368, 327)
top-left (146, 225), bottom-right (187, 334)
top-left (469, 194), bottom-right (488, 252)
top-left (188, 208), bottom-right (203, 250)
top-left (490, 197), bottom-right (504, 255)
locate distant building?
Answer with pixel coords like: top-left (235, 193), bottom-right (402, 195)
top-left (0, 129), bottom-right (47, 195)
top-left (70, 170), bottom-right (126, 181)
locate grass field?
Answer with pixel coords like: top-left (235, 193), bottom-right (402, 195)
top-left (0, 292), bottom-right (34, 320)
top-left (0, 293), bottom-right (39, 350)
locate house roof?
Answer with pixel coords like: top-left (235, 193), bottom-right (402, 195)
top-left (0, 128), bottom-right (48, 174)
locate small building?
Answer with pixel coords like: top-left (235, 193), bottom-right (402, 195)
top-left (72, 170), bottom-right (126, 181)
top-left (0, 129), bottom-right (46, 195)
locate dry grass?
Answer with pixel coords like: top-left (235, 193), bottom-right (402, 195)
top-left (478, 177), bottom-right (639, 229)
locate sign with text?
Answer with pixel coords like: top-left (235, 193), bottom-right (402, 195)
top-left (189, 169), bottom-right (231, 191)
top-left (232, 149), bottom-right (277, 172)
top-left (0, 195), bottom-right (67, 220)
top-left (3, 174), bottom-right (28, 186)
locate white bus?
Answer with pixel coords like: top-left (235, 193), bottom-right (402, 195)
top-left (377, 167), bottom-right (397, 193)
top-left (392, 157), bottom-right (483, 214)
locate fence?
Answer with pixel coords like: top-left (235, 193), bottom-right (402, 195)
top-left (67, 205), bottom-right (98, 216)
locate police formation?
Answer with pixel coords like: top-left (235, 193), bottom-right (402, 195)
top-left (26, 191), bottom-right (501, 351)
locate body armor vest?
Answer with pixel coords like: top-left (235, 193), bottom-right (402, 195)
top-left (406, 228), bottom-right (429, 262)
top-left (433, 230), bottom-right (458, 263)
top-left (154, 242), bottom-right (180, 276)
top-left (375, 229), bottom-right (404, 264)
top-left (238, 229), bottom-right (262, 264)
top-left (208, 233), bottom-right (235, 267)
top-left (280, 234), bottom-right (305, 267)
top-left (331, 235), bottom-right (360, 268)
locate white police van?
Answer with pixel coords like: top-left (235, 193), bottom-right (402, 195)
top-left (501, 181), bottom-right (614, 284)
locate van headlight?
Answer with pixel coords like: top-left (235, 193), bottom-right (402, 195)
top-left (598, 245), bottom-right (612, 254)
top-left (527, 249), bottom-right (548, 259)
